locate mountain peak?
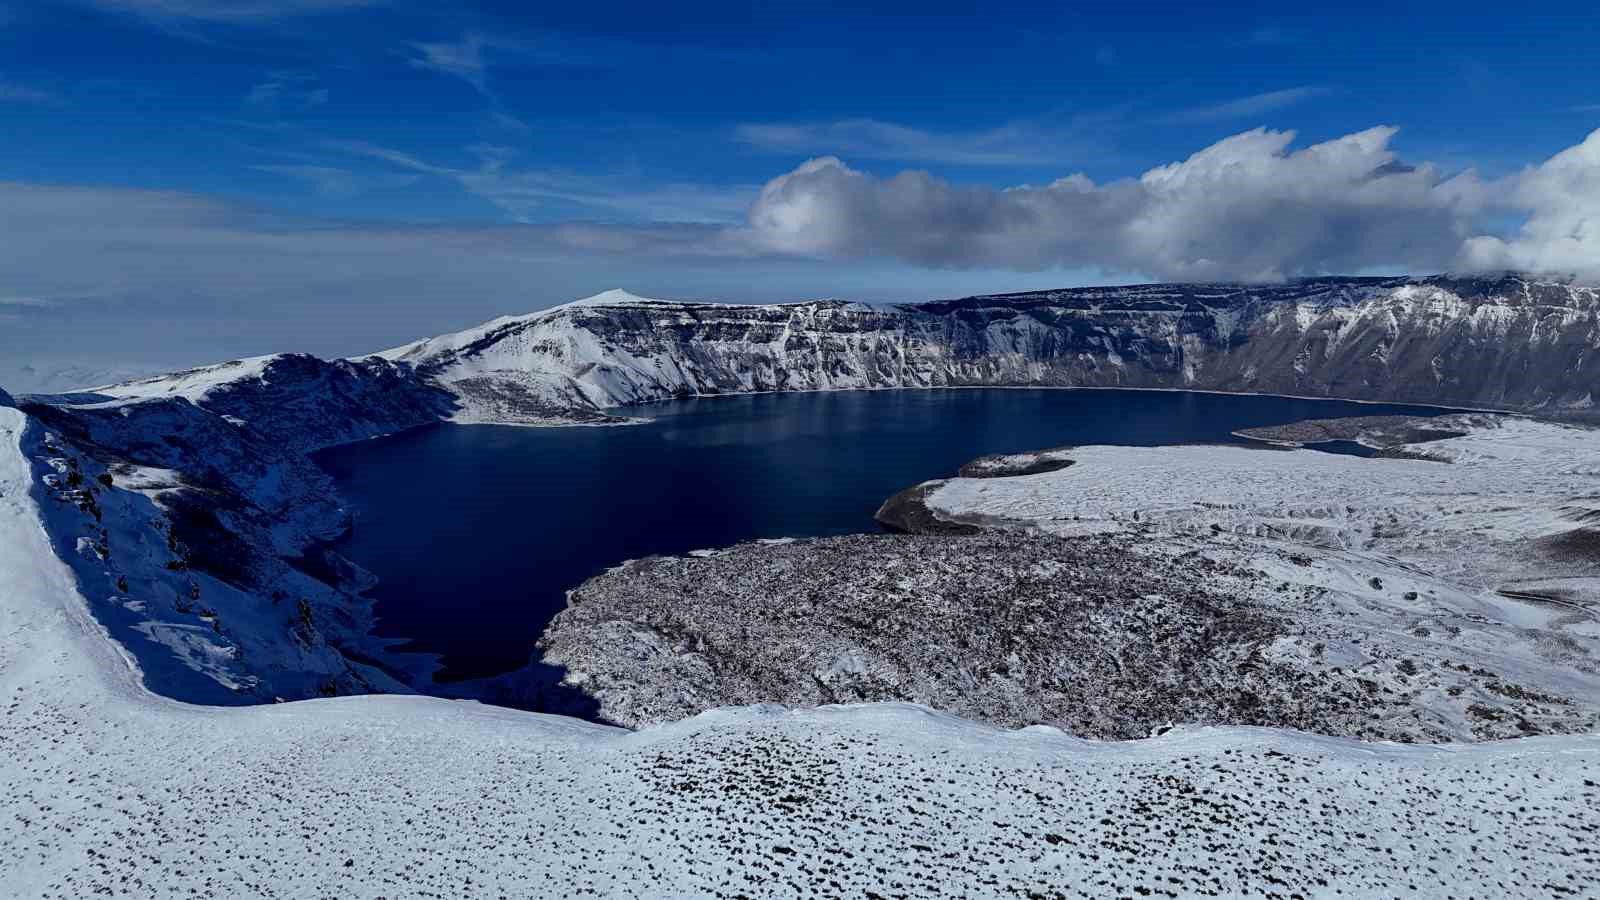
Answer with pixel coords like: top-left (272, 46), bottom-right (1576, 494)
top-left (566, 288), bottom-right (662, 308)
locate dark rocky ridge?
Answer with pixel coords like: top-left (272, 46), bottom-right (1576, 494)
top-left (1233, 414), bottom-right (1475, 448)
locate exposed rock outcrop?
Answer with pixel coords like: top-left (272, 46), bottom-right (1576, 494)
top-left (538, 528), bottom-right (1600, 742)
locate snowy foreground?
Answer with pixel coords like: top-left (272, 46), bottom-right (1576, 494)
top-left (4, 413), bottom-right (1600, 896)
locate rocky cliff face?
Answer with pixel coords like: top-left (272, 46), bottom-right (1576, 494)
top-left (379, 275), bottom-right (1600, 423)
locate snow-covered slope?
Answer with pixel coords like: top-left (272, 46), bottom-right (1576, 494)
top-left (74, 353), bottom-right (455, 452)
top-left (823, 415), bottom-right (1600, 737)
top-left (2, 406), bottom-right (1597, 897)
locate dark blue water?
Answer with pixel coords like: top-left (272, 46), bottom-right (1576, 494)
top-left (314, 389), bottom-right (1446, 681)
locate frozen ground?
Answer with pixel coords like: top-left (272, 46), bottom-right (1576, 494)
top-left (6, 398), bottom-right (1600, 896)
top-left (920, 415), bottom-right (1600, 735)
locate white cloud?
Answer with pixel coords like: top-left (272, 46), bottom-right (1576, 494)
top-left (1158, 87), bottom-right (1334, 125)
top-left (1459, 128), bottom-right (1600, 276)
top-left (746, 126), bottom-right (1501, 281)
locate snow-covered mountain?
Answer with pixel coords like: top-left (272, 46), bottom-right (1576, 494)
top-left (374, 274), bottom-right (1600, 424)
top-left (7, 273), bottom-right (1600, 707)
top-left (35, 273), bottom-right (1600, 433)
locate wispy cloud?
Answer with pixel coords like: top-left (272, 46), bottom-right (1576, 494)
top-left (404, 30), bottom-right (627, 97)
top-left (1231, 26), bottom-right (1306, 47)
top-left (0, 82), bottom-right (64, 106)
top-left (408, 33), bottom-right (489, 94)
top-left (251, 164), bottom-right (419, 197)
top-left (318, 139), bottom-right (456, 176)
top-left (1157, 86), bottom-right (1334, 125)
top-left (80, 0), bottom-right (379, 22)
top-left (486, 109), bottom-right (530, 133)
top-left (461, 169), bottom-right (755, 225)
top-left (247, 70), bottom-right (327, 109)
top-left (320, 139), bottom-right (754, 223)
top-left (734, 113), bottom-right (1114, 168)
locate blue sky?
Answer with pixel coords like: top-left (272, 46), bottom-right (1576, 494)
top-left (2, 1), bottom-right (1598, 386)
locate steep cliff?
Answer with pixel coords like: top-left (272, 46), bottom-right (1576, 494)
top-left (378, 275), bottom-right (1600, 423)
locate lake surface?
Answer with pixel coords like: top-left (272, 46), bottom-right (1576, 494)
top-left (315, 389), bottom-right (1448, 681)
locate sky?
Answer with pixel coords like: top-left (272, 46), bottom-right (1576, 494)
top-left (1, 0), bottom-right (1598, 389)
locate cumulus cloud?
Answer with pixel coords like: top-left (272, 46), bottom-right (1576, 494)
top-left (746, 126), bottom-right (1511, 281)
top-left (1458, 129), bottom-right (1600, 276)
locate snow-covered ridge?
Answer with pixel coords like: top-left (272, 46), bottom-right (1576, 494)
top-left (370, 273), bottom-right (1600, 426)
top-left (2, 404), bottom-right (1598, 897)
top-left (47, 272), bottom-right (1600, 430)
